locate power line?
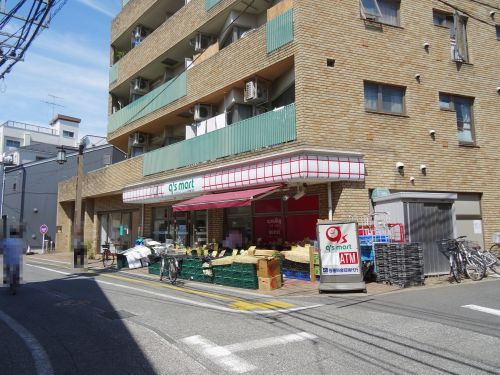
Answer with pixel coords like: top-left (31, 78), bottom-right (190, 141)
top-left (436, 0), bottom-right (499, 27)
top-left (0, 0), bottom-right (68, 80)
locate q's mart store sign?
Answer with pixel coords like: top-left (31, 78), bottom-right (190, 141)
top-left (318, 222), bottom-right (361, 276)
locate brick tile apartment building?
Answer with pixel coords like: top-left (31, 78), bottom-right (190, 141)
top-left (56, 0), bottom-right (500, 275)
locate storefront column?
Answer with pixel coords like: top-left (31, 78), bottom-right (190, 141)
top-left (331, 182), bottom-right (369, 219)
top-left (208, 209), bottom-right (224, 243)
top-left (83, 199), bottom-right (96, 253)
top-left (55, 201), bottom-right (74, 252)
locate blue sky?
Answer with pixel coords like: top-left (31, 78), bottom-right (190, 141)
top-left (0, 0), bottom-right (122, 137)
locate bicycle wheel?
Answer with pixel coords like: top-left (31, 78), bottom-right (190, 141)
top-left (103, 251), bottom-right (113, 268)
top-left (465, 257), bottom-right (485, 281)
top-left (168, 258), bottom-right (178, 284)
top-left (159, 258), bottom-right (166, 282)
top-left (450, 255), bottom-right (461, 283)
top-left (490, 244), bottom-right (500, 261)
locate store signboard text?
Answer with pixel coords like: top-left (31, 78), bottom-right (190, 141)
top-left (318, 223), bottom-right (361, 276)
top-left (166, 177), bottom-right (203, 196)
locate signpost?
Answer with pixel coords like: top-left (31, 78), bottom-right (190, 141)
top-left (317, 221), bottom-right (366, 293)
top-left (40, 224), bottom-right (48, 253)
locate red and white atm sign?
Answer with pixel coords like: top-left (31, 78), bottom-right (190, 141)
top-left (339, 252), bottom-right (358, 265)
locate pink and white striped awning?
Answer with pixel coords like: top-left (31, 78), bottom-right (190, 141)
top-left (123, 153), bottom-right (364, 204)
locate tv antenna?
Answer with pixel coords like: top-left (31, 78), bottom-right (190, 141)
top-left (41, 94), bottom-right (65, 119)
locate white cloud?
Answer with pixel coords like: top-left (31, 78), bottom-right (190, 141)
top-left (77, 0), bottom-right (117, 18)
top-left (32, 32), bottom-right (109, 68)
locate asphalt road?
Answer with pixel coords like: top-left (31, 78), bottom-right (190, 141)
top-left (0, 260), bottom-right (499, 375)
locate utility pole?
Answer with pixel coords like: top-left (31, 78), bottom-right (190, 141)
top-left (73, 142), bottom-right (86, 269)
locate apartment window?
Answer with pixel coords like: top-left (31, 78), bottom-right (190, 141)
top-left (433, 10), bottom-right (469, 63)
top-left (63, 130), bottom-right (74, 138)
top-left (439, 93), bottom-right (475, 145)
top-left (433, 10), bottom-right (454, 28)
top-left (364, 82), bottom-right (405, 115)
top-left (6, 139), bottom-right (21, 149)
top-left (360, 0), bottom-right (401, 26)
top-left (496, 25), bottom-right (500, 40)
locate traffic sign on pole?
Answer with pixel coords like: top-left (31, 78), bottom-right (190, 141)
top-left (40, 224), bottom-right (48, 235)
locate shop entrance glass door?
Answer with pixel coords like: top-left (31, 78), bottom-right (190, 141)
top-left (191, 210), bottom-right (207, 246)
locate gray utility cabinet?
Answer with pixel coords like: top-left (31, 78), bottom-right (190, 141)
top-left (373, 192), bottom-right (457, 275)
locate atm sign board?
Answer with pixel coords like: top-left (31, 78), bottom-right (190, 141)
top-left (318, 222), bottom-right (361, 276)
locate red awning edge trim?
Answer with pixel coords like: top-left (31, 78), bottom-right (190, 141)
top-left (172, 185), bottom-right (282, 212)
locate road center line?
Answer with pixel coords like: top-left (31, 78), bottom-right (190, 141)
top-left (0, 309), bottom-right (54, 375)
top-left (462, 304), bottom-right (500, 317)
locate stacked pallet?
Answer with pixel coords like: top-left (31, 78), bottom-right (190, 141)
top-left (375, 243), bottom-right (424, 288)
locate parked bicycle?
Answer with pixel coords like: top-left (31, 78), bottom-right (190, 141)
top-left (101, 242), bottom-right (115, 268)
top-left (490, 232), bottom-right (500, 260)
top-left (441, 236), bottom-right (486, 282)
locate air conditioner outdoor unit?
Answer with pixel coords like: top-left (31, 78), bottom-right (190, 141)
top-left (130, 77), bottom-right (150, 94)
top-left (131, 25), bottom-right (150, 47)
top-left (190, 33), bottom-right (214, 52)
top-left (244, 78), bottom-right (269, 104)
top-left (193, 104), bottom-right (213, 122)
top-left (129, 132), bottom-right (148, 146)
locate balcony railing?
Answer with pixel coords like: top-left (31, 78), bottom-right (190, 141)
top-left (205, 0), bottom-right (221, 11)
top-left (108, 72), bottom-right (187, 134)
top-left (143, 103), bottom-right (296, 176)
top-left (1, 121), bottom-right (58, 135)
top-left (109, 63), bottom-right (118, 84)
top-left (266, 8), bottom-right (294, 53)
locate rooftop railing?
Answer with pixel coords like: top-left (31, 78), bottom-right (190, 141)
top-left (1, 121), bottom-right (59, 135)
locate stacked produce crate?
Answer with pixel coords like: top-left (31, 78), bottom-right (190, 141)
top-left (375, 243), bottom-right (424, 288)
top-left (179, 258), bottom-right (212, 283)
top-left (213, 263), bottom-right (258, 289)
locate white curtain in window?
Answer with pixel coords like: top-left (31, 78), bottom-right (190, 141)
top-left (382, 86), bottom-right (403, 113)
top-left (364, 84), bottom-right (378, 110)
top-left (455, 99), bottom-right (473, 143)
top-left (379, 1), bottom-right (399, 25)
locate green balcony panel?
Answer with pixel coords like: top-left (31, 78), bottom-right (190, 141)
top-left (143, 103), bottom-right (296, 176)
top-left (108, 72), bottom-right (187, 134)
top-left (266, 8), bottom-right (294, 53)
top-left (205, 0), bottom-right (221, 11)
top-left (109, 64), bottom-right (118, 84)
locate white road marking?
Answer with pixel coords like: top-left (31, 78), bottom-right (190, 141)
top-left (182, 335), bottom-right (257, 373)
top-left (182, 331), bottom-right (317, 373)
top-left (224, 331), bottom-right (317, 353)
top-left (462, 305), bottom-right (500, 317)
top-left (0, 309), bottom-right (54, 375)
top-left (26, 264), bottom-right (322, 315)
top-left (30, 258), bottom-right (71, 265)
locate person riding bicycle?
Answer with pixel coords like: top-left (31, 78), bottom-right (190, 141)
top-left (2, 227), bottom-right (25, 294)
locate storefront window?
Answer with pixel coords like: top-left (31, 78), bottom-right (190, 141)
top-left (175, 212), bottom-right (189, 246)
top-left (153, 207), bottom-right (174, 243)
top-left (225, 207), bottom-right (252, 248)
top-left (191, 210), bottom-right (208, 246)
top-left (99, 211), bottom-right (136, 251)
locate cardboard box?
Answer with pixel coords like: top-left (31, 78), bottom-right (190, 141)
top-left (258, 275), bottom-right (282, 291)
top-left (257, 258), bottom-right (280, 278)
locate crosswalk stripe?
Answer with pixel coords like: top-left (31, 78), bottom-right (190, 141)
top-left (462, 304), bottom-right (500, 317)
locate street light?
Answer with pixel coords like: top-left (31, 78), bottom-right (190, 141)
top-left (56, 145), bottom-right (67, 165)
top-left (56, 143), bottom-right (86, 269)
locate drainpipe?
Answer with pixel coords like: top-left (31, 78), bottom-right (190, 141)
top-left (328, 182), bottom-right (333, 220)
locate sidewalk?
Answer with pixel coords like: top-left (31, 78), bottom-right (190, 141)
top-left (30, 251), bottom-right (491, 298)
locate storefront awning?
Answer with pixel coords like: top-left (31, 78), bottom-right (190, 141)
top-left (172, 185), bottom-right (281, 212)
